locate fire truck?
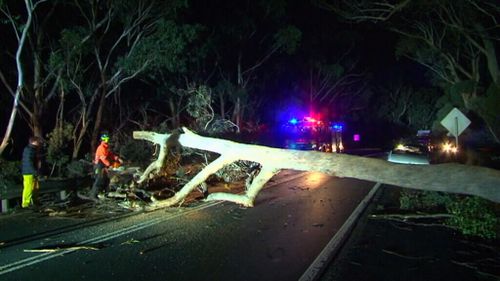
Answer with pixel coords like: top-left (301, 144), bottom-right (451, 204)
top-left (280, 116), bottom-right (344, 153)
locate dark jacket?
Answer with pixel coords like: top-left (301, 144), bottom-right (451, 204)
top-left (22, 144), bottom-right (38, 176)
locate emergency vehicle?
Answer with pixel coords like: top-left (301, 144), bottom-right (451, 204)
top-left (280, 116), bottom-right (344, 153)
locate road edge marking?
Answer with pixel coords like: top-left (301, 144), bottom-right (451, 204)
top-left (299, 182), bottom-right (382, 281)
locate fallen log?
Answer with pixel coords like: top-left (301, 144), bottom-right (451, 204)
top-left (133, 127), bottom-right (500, 209)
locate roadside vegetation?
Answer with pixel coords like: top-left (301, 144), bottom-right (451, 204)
top-left (399, 190), bottom-right (498, 239)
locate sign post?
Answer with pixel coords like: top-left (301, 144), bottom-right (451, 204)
top-left (440, 108), bottom-right (471, 150)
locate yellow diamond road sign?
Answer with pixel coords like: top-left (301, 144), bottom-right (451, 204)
top-left (440, 108), bottom-right (471, 137)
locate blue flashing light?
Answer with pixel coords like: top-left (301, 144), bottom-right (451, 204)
top-left (289, 118), bottom-right (298, 125)
top-left (331, 123), bottom-right (343, 131)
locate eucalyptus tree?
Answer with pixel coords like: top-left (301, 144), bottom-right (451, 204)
top-left (135, 22), bottom-right (207, 131)
top-left (316, 0), bottom-right (500, 142)
top-left (58, 0), bottom-right (199, 154)
top-left (0, 0), bottom-right (48, 155)
top-left (375, 82), bottom-right (438, 130)
top-left (198, 0), bottom-right (301, 131)
top-left (304, 59), bottom-right (368, 117)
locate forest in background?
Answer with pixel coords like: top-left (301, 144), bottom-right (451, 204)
top-left (0, 0), bottom-right (496, 164)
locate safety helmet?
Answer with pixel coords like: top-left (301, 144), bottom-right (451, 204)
top-left (100, 134), bottom-right (110, 142)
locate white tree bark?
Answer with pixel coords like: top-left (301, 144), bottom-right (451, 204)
top-left (134, 128), bottom-right (500, 210)
top-left (0, 0), bottom-right (44, 155)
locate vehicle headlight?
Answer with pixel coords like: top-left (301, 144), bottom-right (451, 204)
top-left (442, 142), bottom-right (457, 153)
top-left (396, 144), bottom-right (406, 150)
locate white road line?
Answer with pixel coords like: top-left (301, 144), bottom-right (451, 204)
top-left (299, 182), bottom-right (382, 281)
top-left (0, 201), bottom-right (220, 275)
top-left (0, 171), bottom-right (308, 276)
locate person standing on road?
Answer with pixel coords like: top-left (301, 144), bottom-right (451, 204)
top-left (89, 134), bottom-right (122, 200)
top-left (21, 137), bottom-right (42, 208)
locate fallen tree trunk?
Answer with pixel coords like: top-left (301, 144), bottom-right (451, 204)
top-left (133, 128), bottom-right (500, 210)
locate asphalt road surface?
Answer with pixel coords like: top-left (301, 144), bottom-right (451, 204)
top-left (1, 171), bottom-right (374, 281)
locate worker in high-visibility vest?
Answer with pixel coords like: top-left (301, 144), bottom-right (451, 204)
top-left (89, 134), bottom-right (122, 200)
top-left (21, 137), bottom-right (42, 208)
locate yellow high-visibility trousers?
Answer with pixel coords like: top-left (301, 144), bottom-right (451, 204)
top-left (22, 175), bottom-right (39, 208)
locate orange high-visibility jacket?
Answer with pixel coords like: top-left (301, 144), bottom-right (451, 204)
top-left (94, 141), bottom-right (118, 167)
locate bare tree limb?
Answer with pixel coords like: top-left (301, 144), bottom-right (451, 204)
top-left (134, 128), bottom-right (500, 210)
top-left (0, 0), bottom-right (39, 155)
top-left (207, 166), bottom-right (280, 207)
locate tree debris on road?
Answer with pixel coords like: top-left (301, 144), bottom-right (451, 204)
top-left (133, 127), bottom-right (500, 210)
top-left (24, 245), bottom-right (100, 253)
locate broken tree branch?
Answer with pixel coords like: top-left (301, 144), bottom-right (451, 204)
top-left (207, 166), bottom-right (280, 207)
top-left (24, 246), bottom-right (99, 252)
top-left (133, 127), bottom-right (500, 210)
